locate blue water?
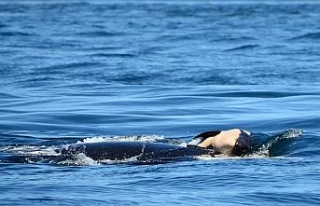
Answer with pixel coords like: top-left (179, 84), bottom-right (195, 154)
top-left (1, 0), bottom-right (320, 205)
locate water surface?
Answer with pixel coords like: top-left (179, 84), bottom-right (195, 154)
top-left (1, 1), bottom-right (320, 205)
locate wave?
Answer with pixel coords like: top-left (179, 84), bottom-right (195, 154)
top-left (0, 92), bottom-right (21, 99)
top-left (211, 36), bottom-right (256, 42)
top-left (289, 32), bottom-right (320, 40)
top-left (25, 62), bottom-right (103, 76)
top-left (206, 91), bottom-right (319, 98)
top-left (0, 23), bottom-right (7, 28)
top-left (224, 44), bottom-right (260, 52)
top-left (76, 31), bottom-right (124, 37)
top-left (89, 53), bottom-right (136, 58)
top-left (0, 31), bottom-right (35, 37)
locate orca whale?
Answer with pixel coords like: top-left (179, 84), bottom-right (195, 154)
top-left (59, 141), bottom-right (216, 162)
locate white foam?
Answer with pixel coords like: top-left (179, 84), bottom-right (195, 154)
top-left (77, 136), bottom-right (110, 144)
top-left (187, 138), bottom-right (202, 146)
top-left (56, 153), bottom-right (98, 166)
top-left (196, 154), bottom-right (241, 161)
top-left (179, 142), bottom-right (188, 147)
top-left (3, 145), bottom-right (59, 156)
top-left (247, 152), bottom-right (270, 158)
top-left (0, 146), bottom-right (14, 152)
top-left (77, 135), bottom-right (164, 144)
top-left (99, 155), bottom-right (140, 164)
top-left (195, 151), bottom-right (271, 161)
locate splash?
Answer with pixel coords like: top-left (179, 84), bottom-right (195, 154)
top-left (252, 129), bottom-right (303, 157)
top-left (278, 129), bottom-right (303, 139)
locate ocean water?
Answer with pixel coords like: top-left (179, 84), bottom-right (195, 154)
top-left (1, 0), bottom-right (320, 205)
